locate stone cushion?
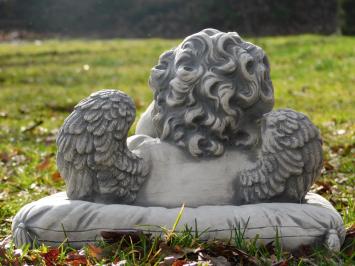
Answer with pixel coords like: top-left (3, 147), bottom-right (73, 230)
top-left (12, 192), bottom-right (345, 251)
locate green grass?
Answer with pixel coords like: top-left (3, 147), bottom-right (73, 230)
top-left (0, 35), bottom-right (354, 264)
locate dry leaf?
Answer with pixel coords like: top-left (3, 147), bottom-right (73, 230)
top-left (159, 242), bottom-right (184, 260)
top-left (272, 260), bottom-right (289, 266)
top-left (0, 152), bottom-right (10, 163)
top-left (65, 251), bottom-right (87, 265)
top-left (313, 180), bottom-right (333, 194)
top-left (51, 171), bottom-right (62, 182)
top-left (42, 247), bottom-right (60, 265)
top-left (87, 243), bottom-right (103, 260)
top-left (37, 156), bottom-right (51, 171)
top-left (171, 259), bottom-right (187, 266)
top-left (323, 161), bottom-right (335, 171)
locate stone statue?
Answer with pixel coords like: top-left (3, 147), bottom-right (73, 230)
top-left (56, 28), bottom-right (322, 206)
top-left (12, 29), bottom-right (344, 252)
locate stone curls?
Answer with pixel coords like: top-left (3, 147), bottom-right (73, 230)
top-left (149, 28), bottom-right (275, 157)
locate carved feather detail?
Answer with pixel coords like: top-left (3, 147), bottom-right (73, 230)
top-left (239, 109), bottom-right (323, 203)
top-left (56, 90), bottom-right (149, 203)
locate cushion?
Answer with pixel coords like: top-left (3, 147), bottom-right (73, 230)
top-left (12, 192), bottom-right (345, 251)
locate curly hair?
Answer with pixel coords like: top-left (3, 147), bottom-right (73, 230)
top-left (149, 29), bottom-right (274, 157)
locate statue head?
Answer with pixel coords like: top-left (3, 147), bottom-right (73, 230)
top-left (149, 29), bottom-right (274, 157)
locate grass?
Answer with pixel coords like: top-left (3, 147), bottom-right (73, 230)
top-left (0, 35), bottom-right (354, 264)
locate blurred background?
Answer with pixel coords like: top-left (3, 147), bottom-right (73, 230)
top-left (0, 0), bottom-right (354, 39)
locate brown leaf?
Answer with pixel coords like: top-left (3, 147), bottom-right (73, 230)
top-left (51, 171), bottom-right (62, 182)
top-left (312, 180), bottom-right (333, 194)
top-left (36, 156), bottom-right (51, 171)
top-left (171, 259), bottom-right (187, 266)
top-left (159, 242), bottom-right (184, 260)
top-left (65, 252), bottom-right (87, 265)
top-left (87, 243), bottom-right (103, 260)
top-left (0, 152), bottom-right (10, 164)
top-left (42, 247), bottom-right (60, 266)
top-left (272, 260), bottom-right (289, 266)
top-left (323, 161), bottom-right (335, 171)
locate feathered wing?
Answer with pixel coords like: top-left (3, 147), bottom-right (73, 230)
top-left (239, 109), bottom-right (323, 204)
top-left (56, 90), bottom-right (149, 203)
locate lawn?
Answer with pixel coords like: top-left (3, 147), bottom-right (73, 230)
top-left (0, 35), bottom-right (354, 264)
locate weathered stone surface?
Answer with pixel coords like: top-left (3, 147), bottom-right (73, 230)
top-left (56, 29), bottom-right (322, 205)
top-left (12, 29), bottom-right (343, 250)
top-left (12, 192), bottom-right (345, 251)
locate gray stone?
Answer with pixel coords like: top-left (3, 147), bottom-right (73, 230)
top-left (56, 28), bottom-right (322, 206)
top-left (12, 28), bottom-right (344, 251)
top-left (12, 192), bottom-right (345, 251)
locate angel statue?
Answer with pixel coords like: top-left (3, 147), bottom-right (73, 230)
top-left (56, 29), bottom-right (323, 207)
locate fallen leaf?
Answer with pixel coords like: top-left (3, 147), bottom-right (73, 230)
top-left (159, 242), bottom-right (184, 260)
top-left (323, 161), bottom-right (335, 171)
top-left (0, 152), bottom-right (10, 163)
top-left (42, 247), bottom-right (60, 266)
top-left (87, 243), bottom-right (103, 260)
top-left (171, 259), bottom-right (187, 266)
top-left (37, 156), bottom-right (51, 171)
top-left (312, 180), bottom-right (333, 194)
top-left (51, 171), bottom-right (62, 182)
top-left (272, 260), bottom-right (289, 266)
top-left (163, 256), bottom-right (176, 265)
top-left (65, 251), bottom-right (87, 265)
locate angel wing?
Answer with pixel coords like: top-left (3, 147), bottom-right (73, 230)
top-left (56, 90), bottom-right (149, 203)
top-left (239, 109), bottom-right (323, 204)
